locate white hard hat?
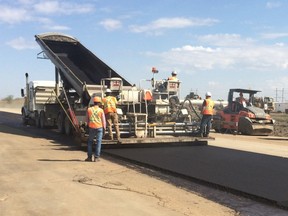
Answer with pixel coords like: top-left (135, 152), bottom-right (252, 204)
top-left (205, 92), bottom-right (212, 97)
top-left (105, 89), bottom-right (112, 93)
top-left (171, 71), bottom-right (177, 75)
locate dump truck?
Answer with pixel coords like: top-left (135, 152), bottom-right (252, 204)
top-left (212, 88), bottom-right (274, 135)
top-left (21, 32), bottom-right (204, 144)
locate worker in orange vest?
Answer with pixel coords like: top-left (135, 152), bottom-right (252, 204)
top-left (199, 92), bottom-right (214, 137)
top-left (102, 89), bottom-right (121, 141)
top-left (85, 96), bottom-right (106, 162)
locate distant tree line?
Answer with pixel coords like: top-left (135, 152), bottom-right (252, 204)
top-left (1, 95), bottom-right (14, 104)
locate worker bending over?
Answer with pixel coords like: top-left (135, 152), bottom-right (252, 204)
top-left (102, 89), bottom-right (121, 141)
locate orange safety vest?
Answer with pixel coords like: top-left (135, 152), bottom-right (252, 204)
top-left (103, 96), bottom-right (117, 114)
top-left (87, 106), bottom-right (104, 129)
top-left (202, 98), bottom-right (214, 115)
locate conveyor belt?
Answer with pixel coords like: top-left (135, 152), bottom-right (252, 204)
top-left (103, 145), bottom-right (288, 208)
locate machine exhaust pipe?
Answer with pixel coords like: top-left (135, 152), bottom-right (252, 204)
top-left (25, 73), bottom-right (29, 99)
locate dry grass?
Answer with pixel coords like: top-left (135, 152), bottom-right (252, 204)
top-left (0, 98), bottom-right (23, 108)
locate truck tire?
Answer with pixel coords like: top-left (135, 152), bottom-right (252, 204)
top-left (40, 111), bottom-right (46, 129)
top-left (35, 111), bottom-right (40, 128)
top-left (212, 115), bottom-right (222, 133)
top-left (21, 109), bottom-right (28, 125)
top-left (57, 112), bottom-right (65, 134)
top-left (64, 116), bottom-right (72, 135)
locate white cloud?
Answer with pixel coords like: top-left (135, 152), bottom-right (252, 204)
top-left (6, 37), bottom-right (38, 50)
top-left (198, 34), bottom-right (254, 47)
top-left (0, 5), bottom-right (31, 24)
top-left (266, 1), bottom-right (282, 9)
top-left (44, 25), bottom-right (70, 31)
top-left (99, 19), bottom-right (122, 31)
top-left (275, 42), bottom-right (285, 47)
top-left (208, 81), bottom-right (219, 87)
top-left (17, 0), bottom-right (35, 5)
top-left (261, 33), bottom-right (288, 39)
top-left (32, 16), bottom-right (70, 31)
top-left (171, 45), bottom-right (218, 52)
top-left (33, 1), bottom-right (94, 15)
top-left (145, 36), bottom-right (288, 73)
top-left (0, 1), bottom-right (93, 25)
top-left (129, 17), bottom-right (218, 33)
top-left (266, 76), bottom-right (288, 91)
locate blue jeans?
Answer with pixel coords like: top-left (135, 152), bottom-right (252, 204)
top-left (87, 127), bottom-right (103, 158)
top-left (200, 115), bottom-right (213, 135)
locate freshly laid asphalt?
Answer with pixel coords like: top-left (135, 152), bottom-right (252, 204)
top-left (103, 144), bottom-right (288, 207)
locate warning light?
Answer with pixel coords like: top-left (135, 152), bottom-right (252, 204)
top-left (152, 67), bottom-right (158, 73)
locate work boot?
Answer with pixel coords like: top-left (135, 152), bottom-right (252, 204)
top-left (94, 156), bottom-right (100, 162)
top-left (85, 157), bottom-right (92, 162)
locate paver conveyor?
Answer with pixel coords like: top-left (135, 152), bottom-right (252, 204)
top-left (35, 33), bottom-right (132, 97)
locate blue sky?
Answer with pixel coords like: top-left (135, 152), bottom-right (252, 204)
top-left (1, 0), bottom-right (288, 101)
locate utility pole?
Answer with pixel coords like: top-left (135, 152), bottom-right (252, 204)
top-left (275, 88), bottom-right (285, 102)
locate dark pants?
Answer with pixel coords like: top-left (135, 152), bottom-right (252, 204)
top-left (200, 115), bottom-right (213, 136)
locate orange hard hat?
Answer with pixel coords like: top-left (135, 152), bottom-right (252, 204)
top-left (93, 96), bottom-right (101, 103)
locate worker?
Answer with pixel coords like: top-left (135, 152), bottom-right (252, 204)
top-left (164, 70), bottom-right (179, 91)
top-left (236, 92), bottom-right (247, 107)
top-left (102, 89), bottom-right (121, 141)
top-left (168, 71), bottom-right (178, 81)
top-left (85, 96), bottom-right (106, 162)
top-left (199, 92), bottom-right (215, 138)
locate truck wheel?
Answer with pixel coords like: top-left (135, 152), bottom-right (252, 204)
top-left (21, 109), bottom-right (28, 125)
top-left (64, 116), bottom-right (72, 135)
top-left (35, 112), bottom-right (40, 128)
top-left (57, 112), bottom-right (65, 134)
top-left (212, 118), bottom-right (222, 133)
top-left (40, 111), bottom-right (46, 129)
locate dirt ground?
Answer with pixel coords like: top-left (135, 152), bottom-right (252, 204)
top-left (1, 101), bottom-right (288, 215)
top-left (0, 106), bottom-right (236, 216)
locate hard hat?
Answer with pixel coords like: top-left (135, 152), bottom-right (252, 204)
top-left (105, 89), bottom-right (112, 93)
top-left (93, 96), bottom-right (101, 103)
top-left (171, 71), bottom-right (177, 75)
top-left (205, 92), bottom-right (212, 97)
